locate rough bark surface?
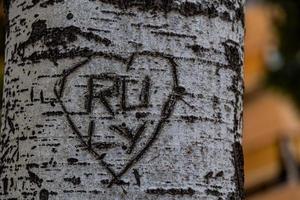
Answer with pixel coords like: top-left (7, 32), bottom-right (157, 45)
top-left (1, 0), bottom-right (245, 199)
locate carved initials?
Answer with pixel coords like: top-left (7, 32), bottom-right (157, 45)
top-left (85, 73), bottom-right (151, 115)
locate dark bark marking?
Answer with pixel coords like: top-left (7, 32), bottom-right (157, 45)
top-left (40, 0), bottom-right (64, 8)
top-left (223, 40), bottom-right (243, 138)
top-left (187, 44), bottom-right (209, 56)
top-left (66, 13), bottom-right (74, 20)
top-left (63, 176), bottom-right (81, 185)
top-left (19, 0), bottom-right (64, 11)
top-left (7, 116), bottom-right (15, 134)
top-left (132, 168), bottom-right (141, 187)
top-left (88, 120), bottom-right (95, 149)
top-left (67, 157), bottom-right (78, 165)
top-left (204, 171), bottom-right (213, 184)
top-left (145, 187), bottom-right (195, 196)
top-left (205, 189), bottom-right (222, 197)
top-left (223, 40), bottom-right (242, 74)
top-left (14, 20), bottom-right (112, 64)
top-left (92, 0), bottom-right (243, 24)
top-left (222, 39), bottom-right (244, 199)
top-left (2, 177), bottom-right (8, 195)
top-left (128, 122), bottom-right (146, 154)
top-left (27, 163), bottom-right (40, 169)
top-left (150, 30), bottom-right (196, 39)
top-left (230, 142), bottom-right (245, 200)
top-left (39, 189), bottom-right (49, 200)
top-left (40, 90), bottom-right (44, 103)
top-left (135, 111), bottom-right (148, 119)
top-left (101, 179), bottom-right (129, 186)
top-left (27, 170), bottom-right (43, 187)
top-left (216, 171), bottom-right (224, 178)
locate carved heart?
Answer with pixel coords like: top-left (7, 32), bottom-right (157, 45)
top-left (54, 52), bottom-right (185, 187)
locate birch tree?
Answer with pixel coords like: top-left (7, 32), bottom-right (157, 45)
top-left (0, 0), bottom-right (245, 199)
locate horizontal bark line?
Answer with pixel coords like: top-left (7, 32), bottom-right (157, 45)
top-left (5, 0), bottom-right (65, 11)
top-left (94, 0), bottom-right (244, 23)
top-left (145, 187), bottom-right (195, 195)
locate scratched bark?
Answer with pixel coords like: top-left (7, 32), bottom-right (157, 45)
top-left (1, 0), bottom-right (245, 199)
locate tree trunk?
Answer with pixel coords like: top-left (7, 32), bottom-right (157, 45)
top-left (1, 0), bottom-right (245, 199)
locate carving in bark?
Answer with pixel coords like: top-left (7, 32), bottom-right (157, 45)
top-left (1, 0), bottom-right (245, 199)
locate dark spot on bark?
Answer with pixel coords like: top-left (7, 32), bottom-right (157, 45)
top-left (145, 187), bottom-right (195, 196)
top-left (186, 44), bottom-right (209, 56)
top-left (135, 111), bottom-right (148, 119)
top-left (39, 189), bottom-right (49, 200)
top-left (20, 18), bottom-right (26, 26)
top-left (64, 176), bottom-right (81, 185)
top-left (204, 171), bottom-right (213, 184)
top-left (100, 179), bottom-right (129, 186)
top-left (66, 13), bottom-right (74, 20)
top-left (205, 189), bottom-right (222, 197)
top-left (216, 171), bottom-right (224, 177)
top-left (28, 170), bottom-right (43, 187)
top-left (26, 163), bottom-right (39, 169)
top-left (67, 157), bottom-right (78, 164)
top-left (101, 179), bottom-right (109, 184)
top-left (174, 86), bottom-right (186, 95)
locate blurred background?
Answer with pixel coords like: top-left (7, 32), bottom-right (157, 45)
top-left (244, 0), bottom-right (300, 199)
top-left (1, 0), bottom-right (300, 199)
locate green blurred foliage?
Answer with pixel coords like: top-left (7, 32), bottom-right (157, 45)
top-left (265, 0), bottom-right (300, 107)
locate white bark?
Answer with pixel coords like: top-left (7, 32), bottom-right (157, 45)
top-left (1, 0), bottom-right (245, 199)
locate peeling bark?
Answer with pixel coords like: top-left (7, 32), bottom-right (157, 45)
top-left (1, 0), bottom-right (244, 199)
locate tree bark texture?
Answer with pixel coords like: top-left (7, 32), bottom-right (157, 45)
top-left (1, 0), bottom-right (245, 199)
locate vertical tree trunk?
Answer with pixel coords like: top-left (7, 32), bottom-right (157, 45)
top-left (1, 0), bottom-right (245, 199)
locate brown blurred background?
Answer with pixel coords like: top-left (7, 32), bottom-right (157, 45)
top-left (244, 0), bottom-right (300, 199)
top-left (1, 0), bottom-right (300, 199)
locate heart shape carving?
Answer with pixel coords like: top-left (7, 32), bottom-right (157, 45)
top-left (54, 51), bottom-right (186, 187)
